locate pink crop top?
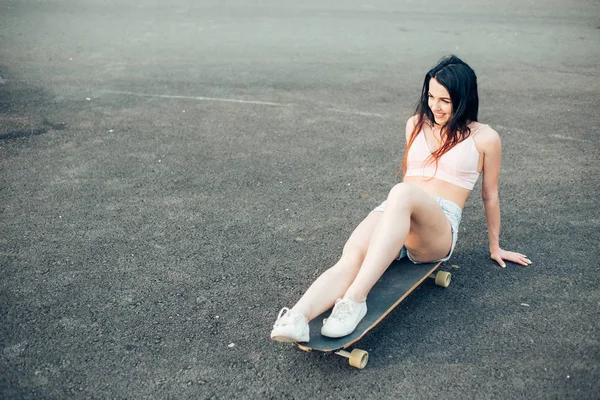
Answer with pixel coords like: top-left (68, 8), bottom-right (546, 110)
top-left (405, 126), bottom-right (484, 190)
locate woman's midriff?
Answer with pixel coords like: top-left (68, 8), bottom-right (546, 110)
top-left (403, 176), bottom-right (471, 209)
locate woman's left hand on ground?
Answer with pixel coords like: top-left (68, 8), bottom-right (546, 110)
top-left (490, 248), bottom-right (532, 268)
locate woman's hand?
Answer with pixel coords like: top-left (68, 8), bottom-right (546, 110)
top-left (490, 248), bottom-right (532, 268)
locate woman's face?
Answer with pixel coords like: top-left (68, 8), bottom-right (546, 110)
top-left (428, 78), bottom-right (453, 126)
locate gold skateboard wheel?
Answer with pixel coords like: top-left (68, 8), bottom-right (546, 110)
top-left (434, 271), bottom-right (451, 288)
top-left (348, 349), bottom-right (369, 369)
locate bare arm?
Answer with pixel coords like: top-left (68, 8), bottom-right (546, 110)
top-left (479, 128), bottom-right (531, 267)
top-left (480, 129), bottom-right (502, 251)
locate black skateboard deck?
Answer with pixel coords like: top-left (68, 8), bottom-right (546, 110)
top-left (295, 258), bottom-right (449, 368)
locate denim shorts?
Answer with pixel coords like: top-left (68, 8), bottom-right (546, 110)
top-left (373, 196), bottom-right (462, 263)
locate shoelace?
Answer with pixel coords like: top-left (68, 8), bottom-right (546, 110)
top-left (329, 299), bottom-right (354, 321)
top-left (273, 307), bottom-right (293, 327)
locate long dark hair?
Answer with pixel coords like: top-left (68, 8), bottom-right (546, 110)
top-left (402, 55), bottom-right (479, 175)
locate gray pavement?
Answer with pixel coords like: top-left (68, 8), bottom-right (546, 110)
top-left (1, 0), bottom-right (599, 398)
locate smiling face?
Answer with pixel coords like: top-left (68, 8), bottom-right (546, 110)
top-left (428, 77), bottom-right (453, 126)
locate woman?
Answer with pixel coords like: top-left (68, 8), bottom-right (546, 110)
top-left (270, 55), bottom-right (531, 342)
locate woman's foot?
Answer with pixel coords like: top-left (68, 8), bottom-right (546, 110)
top-left (270, 307), bottom-right (310, 343)
top-left (321, 298), bottom-right (367, 338)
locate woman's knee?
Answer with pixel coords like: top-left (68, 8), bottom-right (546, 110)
top-left (387, 183), bottom-right (420, 208)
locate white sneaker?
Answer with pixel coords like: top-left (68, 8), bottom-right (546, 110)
top-left (321, 298), bottom-right (367, 338)
top-left (270, 307), bottom-right (310, 343)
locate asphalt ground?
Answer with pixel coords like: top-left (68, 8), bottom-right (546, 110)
top-left (1, 1), bottom-right (599, 399)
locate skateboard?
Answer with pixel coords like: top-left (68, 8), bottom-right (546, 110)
top-left (294, 258), bottom-right (451, 369)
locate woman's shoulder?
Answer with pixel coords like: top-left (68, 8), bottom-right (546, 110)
top-left (470, 122), bottom-right (501, 152)
top-left (406, 115), bottom-right (419, 129)
top-left (405, 115), bottom-right (421, 141)
top-left (467, 121), bottom-right (489, 132)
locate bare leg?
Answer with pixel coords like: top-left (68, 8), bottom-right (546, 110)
top-left (344, 183), bottom-right (453, 302)
top-left (290, 211), bottom-right (382, 321)
top-left (289, 183), bottom-right (454, 321)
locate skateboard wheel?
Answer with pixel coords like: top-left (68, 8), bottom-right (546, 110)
top-left (349, 349), bottom-right (369, 369)
top-left (434, 271), bottom-right (451, 288)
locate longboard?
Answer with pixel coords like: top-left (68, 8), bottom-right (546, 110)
top-left (294, 258), bottom-right (450, 369)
